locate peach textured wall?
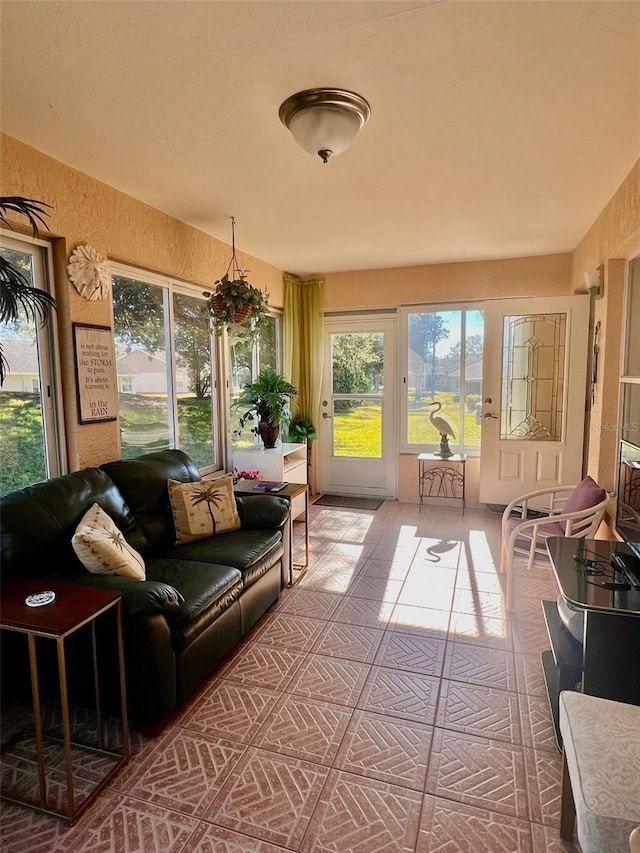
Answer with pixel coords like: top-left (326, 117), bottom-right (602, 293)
top-left (1, 134), bottom-right (283, 470)
top-left (571, 159), bottom-right (640, 495)
top-left (324, 252), bottom-right (572, 310)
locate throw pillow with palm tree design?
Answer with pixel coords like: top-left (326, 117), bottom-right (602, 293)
top-left (168, 475), bottom-right (241, 543)
top-left (72, 503), bottom-right (145, 579)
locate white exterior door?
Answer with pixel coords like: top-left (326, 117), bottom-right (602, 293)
top-left (318, 317), bottom-right (396, 498)
top-left (479, 295), bottom-right (590, 506)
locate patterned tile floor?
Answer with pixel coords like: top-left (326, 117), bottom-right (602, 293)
top-left (0, 501), bottom-right (578, 852)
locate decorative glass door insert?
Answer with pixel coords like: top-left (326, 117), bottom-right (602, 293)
top-left (501, 313), bottom-right (566, 440)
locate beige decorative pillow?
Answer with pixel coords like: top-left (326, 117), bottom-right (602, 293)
top-left (168, 475), bottom-right (241, 544)
top-left (72, 503), bottom-right (145, 580)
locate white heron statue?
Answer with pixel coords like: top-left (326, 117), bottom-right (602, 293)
top-left (428, 400), bottom-right (455, 457)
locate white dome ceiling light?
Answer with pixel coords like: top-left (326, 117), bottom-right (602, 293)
top-left (279, 88), bottom-right (371, 164)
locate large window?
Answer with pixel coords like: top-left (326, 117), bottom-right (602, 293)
top-left (112, 266), bottom-right (219, 471)
top-left (0, 234), bottom-right (64, 493)
top-left (402, 306), bottom-right (484, 453)
top-left (229, 315), bottom-right (281, 448)
top-left (620, 256), bottom-right (640, 448)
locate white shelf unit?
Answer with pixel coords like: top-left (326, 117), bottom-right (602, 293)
top-left (233, 442), bottom-right (307, 518)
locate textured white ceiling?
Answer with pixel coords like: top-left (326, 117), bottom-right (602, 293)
top-left (2, 1), bottom-right (639, 274)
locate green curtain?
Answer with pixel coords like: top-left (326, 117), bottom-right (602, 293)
top-left (283, 273), bottom-right (324, 430)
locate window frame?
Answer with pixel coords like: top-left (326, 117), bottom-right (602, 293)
top-left (225, 310), bottom-right (283, 452)
top-left (110, 262), bottom-right (225, 475)
top-left (618, 256), bottom-right (640, 447)
top-left (0, 231), bottom-right (66, 487)
top-left (400, 302), bottom-right (484, 456)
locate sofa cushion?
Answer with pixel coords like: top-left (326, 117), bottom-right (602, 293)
top-left (145, 558), bottom-right (243, 629)
top-left (72, 503), bottom-right (146, 580)
top-left (168, 475), bottom-right (240, 543)
top-left (162, 528), bottom-right (283, 582)
top-left (50, 574), bottom-right (184, 617)
top-left (0, 468), bottom-right (138, 579)
top-left (235, 495), bottom-right (290, 530)
top-left (101, 450), bottom-right (201, 552)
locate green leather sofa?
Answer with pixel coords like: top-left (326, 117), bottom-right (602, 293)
top-left (0, 450), bottom-right (290, 730)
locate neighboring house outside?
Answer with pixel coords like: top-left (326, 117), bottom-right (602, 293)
top-left (440, 356), bottom-right (483, 396)
top-left (407, 349), bottom-right (483, 398)
top-left (0, 340), bottom-right (39, 392)
top-left (2, 343), bottom-right (194, 396)
top-left (117, 350), bottom-right (190, 395)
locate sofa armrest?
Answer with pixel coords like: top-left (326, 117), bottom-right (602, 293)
top-left (53, 574), bottom-right (184, 617)
top-left (236, 495), bottom-right (290, 530)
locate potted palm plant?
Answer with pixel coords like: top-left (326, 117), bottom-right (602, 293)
top-left (287, 416), bottom-right (317, 483)
top-left (287, 417), bottom-right (317, 443)
top-left (203, 217), bottom-right (269, 340)
top-left (234, 368), bottom-right (298, 449)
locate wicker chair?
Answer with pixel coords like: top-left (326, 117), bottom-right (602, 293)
top-left (500, 477), bottom-right (609, 610)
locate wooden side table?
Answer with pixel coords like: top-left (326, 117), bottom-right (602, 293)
top-left (234, 481), bottom-right (310, 585)
top-left (417, 453), bottom-right (467, 514)
top-left (0, 578), bottom-right (130, 822)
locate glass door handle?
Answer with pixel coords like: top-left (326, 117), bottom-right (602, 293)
top-left (483, 413), bottom-right (498, 420)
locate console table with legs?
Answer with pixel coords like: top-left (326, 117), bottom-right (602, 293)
top-left (542, 537), bottom-right (640, 747)
top-left (0, 578), bottom-right (130, 822)
top-left (417, 453), bottom-right (466, 513)
top-left (234, 480), bottom-right (310, 585)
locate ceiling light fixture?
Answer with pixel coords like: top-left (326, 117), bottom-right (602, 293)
top-left (279, 88), bottom-right (371, 164)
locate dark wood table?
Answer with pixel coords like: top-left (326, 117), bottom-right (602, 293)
top-left (541, 538), bottom-right (640, 747)
top-left (0, 578), bottom-right (130, 822)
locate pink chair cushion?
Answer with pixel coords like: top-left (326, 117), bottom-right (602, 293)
top-left (504, 478), bottom-right (605, 548)
top-left (505, 515), bottom-right (563, 545)
top-left (563, 476), bottom-right (606, 514)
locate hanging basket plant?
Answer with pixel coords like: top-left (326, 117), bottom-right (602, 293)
top-left (204, 217), bottom-right (270, 340)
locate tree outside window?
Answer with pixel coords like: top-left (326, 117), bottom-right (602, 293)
top-left (112, 273), bottom-right (217, 470)
top-left (406, 308), bottom-right (484, 451)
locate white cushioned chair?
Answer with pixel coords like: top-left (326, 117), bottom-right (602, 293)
top-left (500, 476), bottom-right (609, 610)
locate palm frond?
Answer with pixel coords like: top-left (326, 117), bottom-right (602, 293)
top-left (0, 196), bottom-right (52, 236)
top-left (0, 195), bottom-right (56, 387)
top-left (0, 257), bottom-right (56, 325)
top-left (0, 343), bottom-right (9, 387)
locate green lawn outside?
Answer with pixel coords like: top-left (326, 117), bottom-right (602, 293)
top-left (1, 389), bottom-right (482, 495)
top-left (332, 392), bottom-right (481, 457)
top-left (407, 390), bottom-right (482, 445)
top-left (119, 394), bottom-right (214, 468)
top-left (0, 392), bottom-right (47, 494)
top-left (333, 401), bottom-right (382, 457)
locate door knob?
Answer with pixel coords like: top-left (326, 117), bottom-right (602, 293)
top-left (483, 412), bottom-right (498, 420)
top-left (322, 412), bottom-right (332, 419)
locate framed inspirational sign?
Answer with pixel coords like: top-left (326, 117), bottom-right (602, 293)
top-left (73, 323), bottom-right (118, 423)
